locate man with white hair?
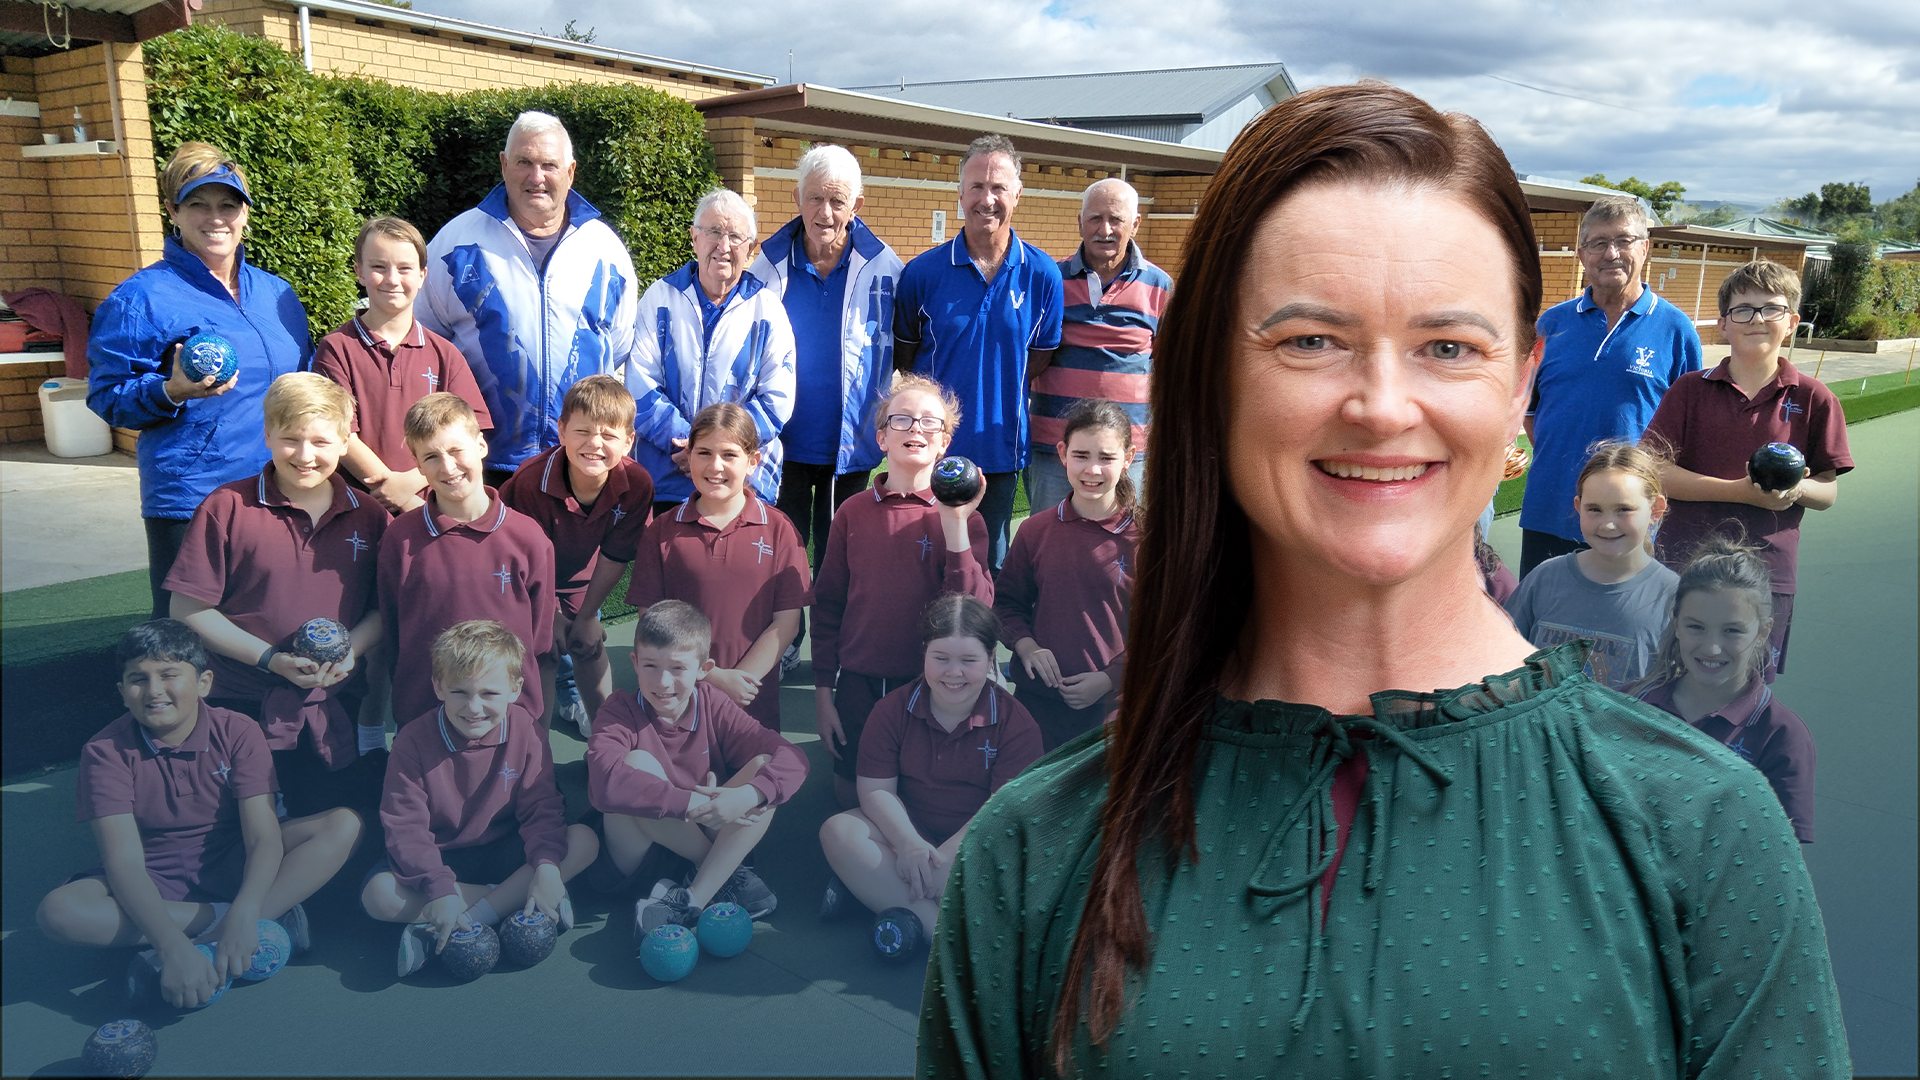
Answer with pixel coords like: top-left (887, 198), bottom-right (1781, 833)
top-left (419, 110), bottom-right (639, 485)
top-left (1521, 194), bottom-right (1701, 575)
top-left (749, 144), bottom-right (903, 561)
top-left (626, 187), bottom-right (796, 514)
top-left (1026, 177), bottom-right (1169, 511)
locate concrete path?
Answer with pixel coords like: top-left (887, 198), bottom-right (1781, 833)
top-left (0, 443), bottom-right (144, 593)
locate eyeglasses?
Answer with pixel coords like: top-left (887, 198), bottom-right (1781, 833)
top-left (883, 414), bottom-right (947, 433)
top-left (697, 226), bottom-right (752, 247)
top-left (1579, 235), bottom-right (1647, 255)
top-left (1725, 303), bottom-right (1792, 324)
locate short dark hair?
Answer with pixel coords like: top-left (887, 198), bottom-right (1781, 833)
top-left (919, 593), bottom-right (999, 655)
top-left (116, 619), bottom-right (210, 675)
top-left (635, 600), bottom-right (712, 659)
top-left (957, 134), bottom-right (1021, 182)
top-left (1717, 259), bottom-right (1802, 315)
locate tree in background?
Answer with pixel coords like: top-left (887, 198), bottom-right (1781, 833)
top-left (1876, 178), bottom-right (1919, 241)
top-left (1776, 181), bottom-right (1874, 230)
top-left (1582, 174), bottom-right (1687, 220)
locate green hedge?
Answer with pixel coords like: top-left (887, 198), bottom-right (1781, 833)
top-left (144, 25), bottom-right (720, 342)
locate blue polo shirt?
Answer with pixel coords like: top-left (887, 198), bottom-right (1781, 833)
top-left (781, 240), bottom-right (851, 465)
top-left (1523, 285), bottom-right (1702, 542)
top-left (894, 229), bottom-right (1064, 473)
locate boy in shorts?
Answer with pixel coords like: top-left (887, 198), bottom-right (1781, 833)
top-left (378, 393), bottom-right (555, 728)
top-left (165, 372), bottom-right (390, 815)
top-left (587, 601), bottom-right (808, 942)
top-left (500, 375), bottom-right (654, 737)
top-left (360, 620), bottom-right (599, 976)
top-left (316, 216), bottom-right (492, 515)
top-left (1644, 259), bottom-right (1853, 679)
top-left (35, 621), bottom-right (362, 1008)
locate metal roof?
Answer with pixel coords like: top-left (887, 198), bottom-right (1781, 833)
top-left (1709, 216), bottom-right (1834, 241)
top-left (844, 63), bottom-right (1293, 126)
top-left (1, 0), bottom-right (187, 55)
top-left (1648, 224), bottom-right (1823, 250)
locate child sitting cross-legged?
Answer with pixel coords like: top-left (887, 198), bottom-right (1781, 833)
top-left (588, 600), bottom-right (809, 943)
top-left (360, 620), bottom-right (598, 977)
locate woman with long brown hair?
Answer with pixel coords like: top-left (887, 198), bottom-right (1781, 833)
top-left (917, 83), bottom-right (1845, 1077)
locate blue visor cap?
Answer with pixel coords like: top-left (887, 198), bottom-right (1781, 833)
top-left (175, 165), bottom-right (252, 206)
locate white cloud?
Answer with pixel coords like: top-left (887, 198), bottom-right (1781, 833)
top-left (450, 0), bottom-right (1920, 206)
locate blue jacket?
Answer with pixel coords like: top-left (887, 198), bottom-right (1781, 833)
top-left (748, 217), bottom-right (901, 475)
top-left (87, 238), bottom-right (312, 518)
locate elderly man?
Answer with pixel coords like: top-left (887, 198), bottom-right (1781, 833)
top-left (750, 144), bottom-right (903, 559)
top-left (1025, 177), bottom-right (1170, 512)
top-left (1521, 195), bottom-right (1702, 576)
top-left (894, 134), bottom-right (1063, 574)
top-left (626, 188), bottom-right (796, 516)
top-left (419, 111), bottom-right (638, 486)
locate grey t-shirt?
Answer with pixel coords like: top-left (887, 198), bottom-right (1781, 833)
top-left (1506, 553), bottom-right (1678, 690)
top-left (522, 223), bottom-right (568, 272)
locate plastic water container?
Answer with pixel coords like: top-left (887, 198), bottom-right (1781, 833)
top-left (38, 377), bottom-right (112, 458)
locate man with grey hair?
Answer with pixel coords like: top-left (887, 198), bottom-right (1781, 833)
top-left (419, 109), bottom-right (639, 485)
top-left (894, 133), bottom-right (1064, 574)
top-left (1520, 194), bottom-right (1701, 575)
top-left (1025, 177), bottom-right (1169, 511)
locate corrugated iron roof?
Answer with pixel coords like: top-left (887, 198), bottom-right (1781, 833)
top-left (844, 63), bottom-right (1292, 125)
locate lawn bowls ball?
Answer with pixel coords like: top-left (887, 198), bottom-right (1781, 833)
top-left (640, 924), bottom-right (699, 982)
top-left (127, 945), bottom-right (230, 1008)
top-left (697, 902), bottom-right (753, 958)
top-left (930, 456), bottom-right (983, 506)
top-left (498, 910), bottom-right (558, 968)
top-left (871, 907), bottom-right (925, 962)
top-left (81, 1020), bottom-right (157, 1078)
top-left (290, 617), bottom-right (353, 665)
top-left (438, 923), bottom-right (500, 982)
top-left (1748, 442), bottom-right (1807, 493)
top-left (241, 919), bottom-right (291, 981)
top-left (179, 332), bottom-right (239, 385)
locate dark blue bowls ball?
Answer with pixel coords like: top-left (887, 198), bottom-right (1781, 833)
top-left (241, 918), bottom-right (290, 982)
top-left (697, 901), bottom-right (754, 958)
top-left (179, 332), bottom-right (239, 385)
top-left (82, 1020), bottom-right (157, 1078)
top-left (1747, 441), bottom-right (1806, 493)
top-left (498, 910), bottom-right (558, 968)
top-left (872, 906), bottom-right (926, 962)
top-left (438, 923), bottom-right (499, 982)
top-left (290, 617), bottom-right (352, 665)
top-left (930, 456), bottom-right (983, 507)
top-left (639, 924), bottom-right (699, 982)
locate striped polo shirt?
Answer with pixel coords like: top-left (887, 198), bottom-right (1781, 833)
top-left (1030, 242), bottom-right (1170, 453)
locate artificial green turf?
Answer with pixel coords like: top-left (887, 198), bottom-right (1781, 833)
top-left (0, 569), bottom-right (150, 667)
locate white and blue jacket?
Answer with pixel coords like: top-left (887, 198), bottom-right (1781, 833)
top-left (417, 185), bottom-right (638, 472)
top-left (625, 264), bottom-right (796, 504)
top-left (748, 217), bottom-right (902, 475)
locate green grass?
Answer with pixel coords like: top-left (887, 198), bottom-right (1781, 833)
top-left (1827, 369), bottom-right (1920, 425)
top-left (0, 570), bottom-right (150, 667)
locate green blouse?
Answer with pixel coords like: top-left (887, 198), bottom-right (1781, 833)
top-left (918, 643), bottom-right (1847, 1078)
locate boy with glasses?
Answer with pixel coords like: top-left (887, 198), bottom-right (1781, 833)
top-left (1642, 259), bottom-right (1852, 680)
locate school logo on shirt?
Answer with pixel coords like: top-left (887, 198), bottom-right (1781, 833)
top-left (610, 506), bottom-right (628, 524)
top-left (421, 369), bottom-right (441, 390)
top-left (1628, 346), bottom-right (1658, 377)
top-left (1113, 553), bottom-right (1130, 579)
top-left (345, 531), bottom-right (370, 562)
top-left (499, 764), bottom-right (520, 790)
top-left (1010, 290), bottom-right (1027, 311)
top-left (211, 760), bottom-right (232, 787)
top-left (751, 537), bottom-right (774, 564)
top-left (1779, 394), bottom-right (1803, 422)
top-left (493, 564), bottom-right (514, 594)
top-left (978, 740), bottom-right (997, 771)
top-left (917, 535), bottom-right (934, 562)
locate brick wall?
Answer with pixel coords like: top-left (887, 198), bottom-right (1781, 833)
top-left (0, 358), bottom-right (66, 444)
top-left (1649, 242), bottom-right (1807, 347)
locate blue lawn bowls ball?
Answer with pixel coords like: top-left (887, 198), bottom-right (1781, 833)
top-left (438, 923), bottom-right (500, 982)
top-left (697, 902), bottom-right (753, 958)
top-left (498, 910), bottom-right (558, 968)
top-left (179, 332), bottom-right (239, 384)
top-left (188, 943), bottom-right (230, 1008)
top-left (290, 617), bottom-right (352, 665)
top-left (639, 923), bottom-right (699, 982)
top-left (241, 919), bottom-right (290, 981)
top-left (930, 455), bottom-right (983, 506)
top-left (82, 1019), bottom-right (158, 1078)
top-left (871, 906), bottom-right (926, 962)
top-left (1747, 441), bottom-right (1806, 493)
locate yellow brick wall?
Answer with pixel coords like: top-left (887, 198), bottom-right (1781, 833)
top-left (0, 358), bottom-right (68, 444)
top-left (1649, 242), bottom-right (1808, 346)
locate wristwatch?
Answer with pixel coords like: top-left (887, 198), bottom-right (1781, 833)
top-left (256, 645), bottom-right (279, 672)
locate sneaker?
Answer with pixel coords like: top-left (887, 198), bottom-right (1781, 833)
top-left (819, 873), bottom-right (851, 922)
top-left (277, 902), bottom-right (312, 953)
top-left (556, 895), bottom-right (576, 934)
top-left (779, 641), bottom-right (803, 679)
top-left (397, 923), bottom-right (434, 978)
top-left (125, 949), bottom-right (161, 1004)
top-left (558, 698), bottom-right (591, 739)
top-left (634, 883), bottom-right (702, 937)
top-left (713, 864), bottom-right (776, 919)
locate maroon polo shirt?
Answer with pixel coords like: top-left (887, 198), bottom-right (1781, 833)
top-left (1640, 678), bottom-right (1816, 842)
top-left (76, 703), bottom-right (278, 902)
top-left (164, 468), bottom-right (388, 705)
top-left (994, 499), bottom-right (1137, 691)
top-left (811, 475), bottom-right (993, 684)
top-left (587, 684), bottom-right (809, 820)
top-left (856, 678), bottom-right (1042, 843)
top-left (313, 316), bottom-right (493, 473)
top-left (625, 495), bottom-right (813, 729)
top-left (377, 489), bottom-right (555, 727)
top-left (1644, 359), bottom-right (1852, 593)
top-left (381, 703), bottom-right (568, 901)
top-left (499, 446), bottom-right (654, 619)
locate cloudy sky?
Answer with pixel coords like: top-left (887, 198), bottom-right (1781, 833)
top-left (458, 0), bottom-right (1920, 208)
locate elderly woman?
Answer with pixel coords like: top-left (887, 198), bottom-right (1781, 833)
top-left (918, 84), bottom-right (1847, 1077)
top-left (626, 187), bottom-right (796, 518)
top-left (88, 142), bottom-right (312, 618)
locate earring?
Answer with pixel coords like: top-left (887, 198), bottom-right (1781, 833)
top-left (1502, 440), bottom-right (1530, 480)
